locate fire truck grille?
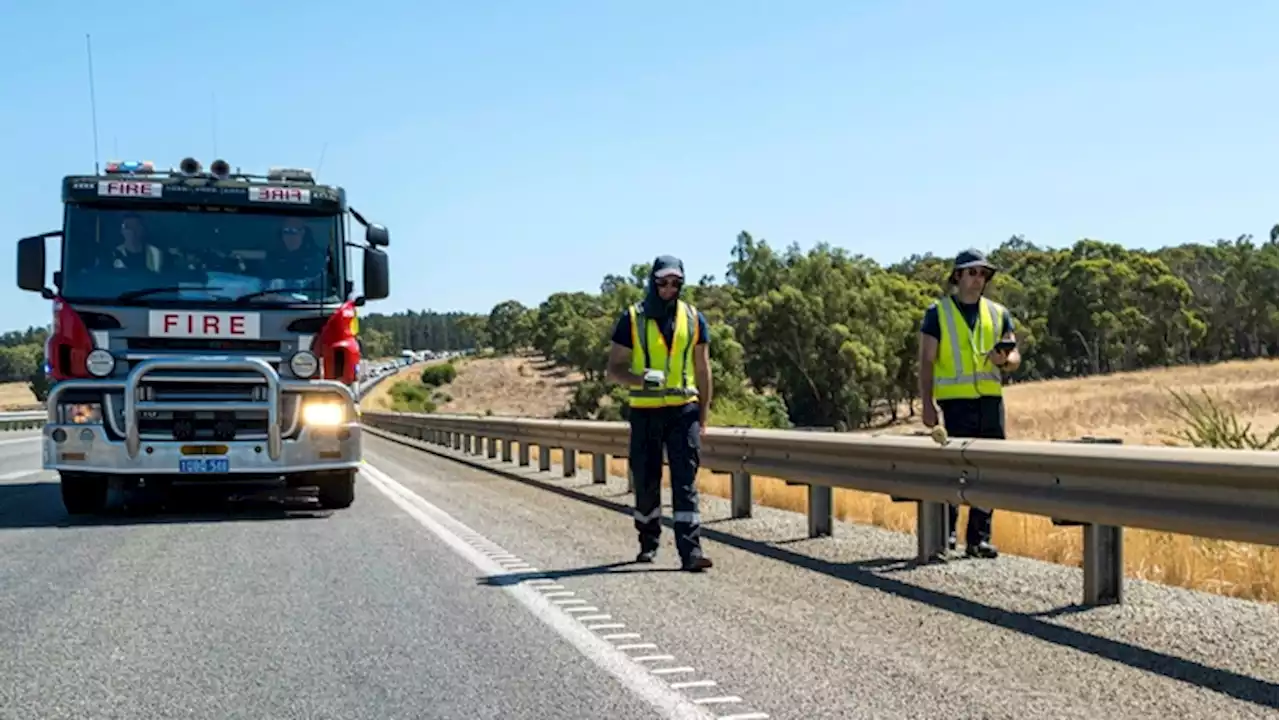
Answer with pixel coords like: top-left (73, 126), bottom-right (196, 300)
top-left (130, 369), bottom-right (298, 441)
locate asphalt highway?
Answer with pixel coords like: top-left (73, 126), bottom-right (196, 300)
top-left (0, 428), bottom-right (1274, 720)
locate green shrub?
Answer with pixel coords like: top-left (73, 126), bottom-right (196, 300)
top-left (388, 381), bottom-right (438, 414)
top-left (1164, 388), bottom-right (1279, 450)
top-left (420, 362), bottom-right (457, 388)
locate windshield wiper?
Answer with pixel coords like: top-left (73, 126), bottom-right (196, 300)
top-left (232, 287), bottom-right (324, 305)
top-left (117, 286), bottom-right (224, 301)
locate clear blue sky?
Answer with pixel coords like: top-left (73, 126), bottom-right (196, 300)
top-left (1, 1), bottom-right (1274, 329)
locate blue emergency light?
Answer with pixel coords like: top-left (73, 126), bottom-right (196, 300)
top-left (104, 160), bottom-right (155, 174)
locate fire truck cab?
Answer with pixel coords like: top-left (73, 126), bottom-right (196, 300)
top-left (15, 157), bottom-right (391, 515)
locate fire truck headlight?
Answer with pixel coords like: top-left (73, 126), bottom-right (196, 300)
top-left (290, 351), bottom-right (319, 379)
top-left (58, 403), bottom-right (103, 425)
top-left (85, 349), bottom-right (116, 378)
top-left (301, 401), bottom-right (345, 427)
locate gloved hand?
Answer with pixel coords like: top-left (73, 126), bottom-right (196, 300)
top-left (642, 369), bottom-right (666, 388)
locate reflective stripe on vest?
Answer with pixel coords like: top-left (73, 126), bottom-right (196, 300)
top-left (933, 296), bottom-right (1005, 400)
top-left (627, 300), bottom-right (700, 408)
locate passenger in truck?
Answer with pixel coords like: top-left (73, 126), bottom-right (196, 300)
top-left (262, 218), bottom-right (340, 293)
top-left (112, 213), bottom-right (164, 273)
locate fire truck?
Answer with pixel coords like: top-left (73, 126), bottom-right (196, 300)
top-left (16, 157), bottom-right (391, 515)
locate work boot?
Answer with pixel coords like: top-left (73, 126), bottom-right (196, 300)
top-left (966, 541), bottom-right (998, 559)
top-left (636, 548), bottom-right (657, 564)
top-left (681, 554), bottom-right (713, 572)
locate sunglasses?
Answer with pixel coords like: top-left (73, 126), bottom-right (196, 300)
top-left (654, 277), bottom-right (683, 288)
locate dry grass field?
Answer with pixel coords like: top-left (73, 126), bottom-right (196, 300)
top-left (417, 355), bottom-right (1279, 603)
top-left (0, 382), bottom-right (38, 411)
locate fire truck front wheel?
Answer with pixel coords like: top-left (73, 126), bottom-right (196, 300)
top-left (313, 470), bottom-right (356, 509)
top-left (60, 471), bottom-right (109, 515)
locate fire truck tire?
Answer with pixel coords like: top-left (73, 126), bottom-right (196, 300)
top-left (60, 471), bottom-right (109, 515)
top-left (315, 470), bottom-right (356, 509)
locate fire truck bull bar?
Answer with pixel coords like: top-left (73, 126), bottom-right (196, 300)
top-left (123, 356), bottom-right (283, 460)
top-left (45, 356), bottom-right (359, 470)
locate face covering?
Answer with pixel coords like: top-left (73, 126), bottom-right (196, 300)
top-left (642, 256), bottom-right (684, 318)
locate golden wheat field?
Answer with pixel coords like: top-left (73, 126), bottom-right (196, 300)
top-left (437, 357), bottom-right (1280, 603)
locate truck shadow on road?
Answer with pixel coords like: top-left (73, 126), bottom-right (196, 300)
top-left (0, 481), bottom-right (331, 529)
top-left (377, 432), bottom-right (1278, 710)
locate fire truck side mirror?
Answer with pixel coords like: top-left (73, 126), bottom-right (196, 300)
top-left (361, 246), bottom-right (390, 302)
top-left (366, 224), bottom-right (389, 247)
top-left (17, 235), bottom-right (53, 299)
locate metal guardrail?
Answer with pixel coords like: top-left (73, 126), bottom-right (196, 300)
top-left (0, 410), bottom-right (44, 431)
top-left (360, 410), bottom-right (1279, 607)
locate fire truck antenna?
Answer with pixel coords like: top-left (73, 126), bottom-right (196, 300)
top-left (85, 33), bottom-right (102, 175)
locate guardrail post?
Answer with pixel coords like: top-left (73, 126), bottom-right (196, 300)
top-left (592, 453), bottom-right (607, 484)
top-left (1084, 524), bottom-right (1124, 606)
top-left (501, 439), bottom-right (513, 463)
top-left (731, 471), bottom-right (752, 518)
top-left (452, 433), bottom-right (462, 451)
top-left (539, 446), bottom-right (551, 472)
top-left (1053, 436), bottom-right (1126, 606)
top-left (808, 485), bottom-right (833, 537)
top-left (917, 501), bottom-right (949, 563)
top-left (486, 437), bottom-right (497, 459)
top-left (563, 448), bottom-right (577, 477)
top-left (518, 442), bottom-right (530, 466)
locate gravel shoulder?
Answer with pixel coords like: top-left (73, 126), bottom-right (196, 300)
top-left (365, 428), bottom-right (1279, 720)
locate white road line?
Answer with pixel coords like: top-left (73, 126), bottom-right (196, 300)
top-left (578, 614), bottom-right (613, 622)
top-left (670, 680), bottom-right (717, 690)
top-left (534, 584), bottom-right (566, 591)
top-left (0, 469), bottom-right (41, 481)
top-left (693, 697), bottom-right (743, 705)
top-left (651, 667), bottom-right (697, 675)
top-left (633, 655), bottom-right (677, 663)
top-left (563, 606), bottom-right (601, 614)
top-left (716, 713), bottom-right (770, 720)
top-left (552, 599), bottom-right (588, 606)
top-left (0, 436), bottom-right (41, 448)
top-left (616, 643), bottom-right (659, 651)
top-left (602, 633), bottom-right (642, 641)
top-left (359, 464), bottom-right (717, 720)
top-left (586, 623), bottom-right (626, 631)
top-left (542, 591), bottom-right (576, 598)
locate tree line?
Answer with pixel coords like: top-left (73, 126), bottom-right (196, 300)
top-left (357, 310), bottom-right (486, 360)
top-left (467, 228), bottom-right (1279, 430)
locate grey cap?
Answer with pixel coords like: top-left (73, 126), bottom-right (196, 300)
top-left (651, 255), bottom-right (685, 279)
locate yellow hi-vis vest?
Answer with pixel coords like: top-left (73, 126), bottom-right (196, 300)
top-left (932, 295), bottom-right (1007, 401)
top-left (627, 300), bottom-right (700, 409)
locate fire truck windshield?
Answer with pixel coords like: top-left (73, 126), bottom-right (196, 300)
top-left (59, 204), bottom-right (345, 306)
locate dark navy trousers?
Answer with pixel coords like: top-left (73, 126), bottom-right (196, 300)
top-left (629, 405), bottom-right (704, 560)
top-left (939, 395), bottom-right (1006, 545)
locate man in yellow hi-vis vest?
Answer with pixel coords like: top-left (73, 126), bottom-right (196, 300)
top-left (606, 255), bottom-right (715, 572)
top-left (918, 248), bottom-right (1020, 559)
